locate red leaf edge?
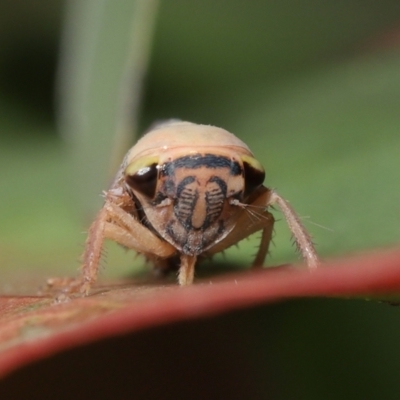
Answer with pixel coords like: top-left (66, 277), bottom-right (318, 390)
top-left (0, 247), bottom-right (399, 379)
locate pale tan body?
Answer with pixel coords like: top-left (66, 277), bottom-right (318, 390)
top-left (53, 121), bottom-right (319, 295)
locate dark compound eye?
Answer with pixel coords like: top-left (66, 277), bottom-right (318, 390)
top-left (242, 155), bottom-right (265, 196)
top-left (125, 157), bottom-right (159, 198)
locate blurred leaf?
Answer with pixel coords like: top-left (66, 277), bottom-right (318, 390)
top-left (57, 0), bottom-right (159, 218)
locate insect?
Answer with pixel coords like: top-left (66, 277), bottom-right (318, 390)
top-left (65, 121), bottom-right (319, 295)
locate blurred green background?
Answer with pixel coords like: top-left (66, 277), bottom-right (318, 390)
top-left (1, 1), bottom-right (400, 398)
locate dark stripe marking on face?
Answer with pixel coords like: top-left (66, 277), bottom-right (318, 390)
top-left (173, 175), bottom-right (228, 232)
top-left (161, 154), bottom-right (242, 177)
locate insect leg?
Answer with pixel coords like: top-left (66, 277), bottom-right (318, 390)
top-left (103, 202), bottom-right (176, 258)
top-left (46, 206), bottom-right (109, 296)
top-left (79, 206), bottom-right (109, 295)
top-left (251, 221), bottom-right (274, 268)
top-left (203, 187), bottom-right (274, 265)
top-left (267, 190), bottom-right (319, 270)
top-left (178, 254), bottom-right (197, 285)
top-left (78, 201), bottom-right (176, 295)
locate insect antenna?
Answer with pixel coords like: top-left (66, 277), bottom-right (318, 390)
top-left (299, 215), bottom-right (334, 232)
top-left (231, 200), bottom-right (271, 224)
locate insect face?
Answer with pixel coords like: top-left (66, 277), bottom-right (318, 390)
top-left (125, 126), bottom-right (266, 256)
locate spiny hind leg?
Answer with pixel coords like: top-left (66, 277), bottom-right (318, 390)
top-left (266, 189), bottom-right (319, 270)
top-left (47, 205), bottom-right (109, 297)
